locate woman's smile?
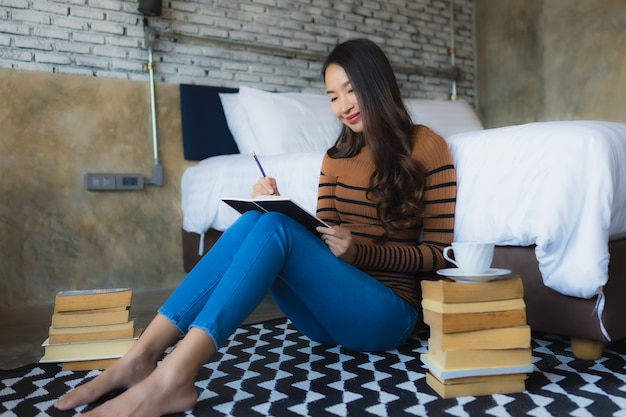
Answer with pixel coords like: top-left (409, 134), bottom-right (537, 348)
top-left (345, 112), bottom-right (361, 125)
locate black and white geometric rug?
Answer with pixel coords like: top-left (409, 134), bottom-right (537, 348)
top-left (2, 318), bottom-right (626, 417)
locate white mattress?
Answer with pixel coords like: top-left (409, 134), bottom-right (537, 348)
top-left (181, 120), bottom-right (626, 300)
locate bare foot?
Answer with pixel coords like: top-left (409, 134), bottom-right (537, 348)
top-left (76, 361), bottom-right (198, 417)
top-left (54, 352), bottom-right (157, 411)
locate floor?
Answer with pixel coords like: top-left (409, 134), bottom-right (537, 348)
top-left (0, 287), bottom-right (284, 370)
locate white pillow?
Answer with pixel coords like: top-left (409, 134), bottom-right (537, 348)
top-left (219, 92), bottom-right (257, 154)
top-left (404, 98), bottom-right (484, 138)
top-left (237, 86), bottom-right (341, 156)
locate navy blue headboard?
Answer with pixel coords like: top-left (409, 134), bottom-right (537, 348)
top-left (179, 84), bottom-right (240, 161)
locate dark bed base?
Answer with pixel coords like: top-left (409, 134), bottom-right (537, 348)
top-left (182, 228), bottom-right (222, 273)
top-left (181, 228), bottom-right (626, 360)
top-left (491, 241), bottom-right (626, 359)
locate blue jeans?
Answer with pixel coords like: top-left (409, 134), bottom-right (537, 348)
top-left (159, 211), bottom-right (418, 352)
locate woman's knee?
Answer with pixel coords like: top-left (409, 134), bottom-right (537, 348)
top-left (256, 211), bottom-right (288, 225)
top-left (223, 211), bottom-right (263, 236)
top-left (240, 210), bottom-right (263, 223)
top-left (249, 212), bottom-right (296, 236)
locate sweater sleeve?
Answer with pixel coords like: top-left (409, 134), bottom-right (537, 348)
top-left (351, 131), bottom-right (457, 274)
top-left (316, 154), bottom-right (341, 226)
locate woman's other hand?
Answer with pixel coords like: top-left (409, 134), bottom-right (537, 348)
top-left (251, 177), bottom-right (280, 198)
top-left (316, 225), bottom-right (356, 263)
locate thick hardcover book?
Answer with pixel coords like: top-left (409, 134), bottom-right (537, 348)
top-left (221, 196), bottom-right (329, 236)
top-left (429, 325), bottom-right (531, 350)
top-left (421, 298), bottom-right (526, 315)
top-left (427, 340), bottom-right (532, 369)
top-left (53, 288), bottom-right (132, 313)
top-left (40, 329), bottom-right (142, 363)
top-left (420, 277), bottom-right (523, 303)
top-left (48, 320), bottom-right (135, 344)
top-left (425, 372), bottom-right (527, 398)
top-left (51, 306), bottom-right (130, 328)
top-left (421, 353), bottom-right (534, 380)
top-left (422, 308), bottom-right (527, 334)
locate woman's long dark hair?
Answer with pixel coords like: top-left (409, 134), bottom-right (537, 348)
top-left (322, 39), bottom-right (427, 242)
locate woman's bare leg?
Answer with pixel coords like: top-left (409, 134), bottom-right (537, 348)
top-left (54, 313), bottom-right (183, 411)
top-left (76, 327), bottom-right (215, 417)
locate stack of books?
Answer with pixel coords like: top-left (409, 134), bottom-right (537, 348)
top-left (40, 288), bottom-right (141, 371)
top-left (420, 276), bottom-right (534, 398)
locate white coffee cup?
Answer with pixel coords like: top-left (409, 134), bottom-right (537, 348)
top-left (443, 242), bottom-right (495, 274)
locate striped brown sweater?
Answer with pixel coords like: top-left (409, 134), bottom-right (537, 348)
top-left (316, 125), bottom-right (457, 310)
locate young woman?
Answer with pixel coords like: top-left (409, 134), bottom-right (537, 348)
top-left (54, 38), bottom-right (456, 417)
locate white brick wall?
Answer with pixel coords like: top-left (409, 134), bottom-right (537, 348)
top-left (0, 0), bottom-right (475, 101)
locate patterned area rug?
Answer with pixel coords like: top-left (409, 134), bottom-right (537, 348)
top-left (2, 318), bottom-right (626, 417)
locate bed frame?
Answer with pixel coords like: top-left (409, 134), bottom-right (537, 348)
top-left (178, 84), bottom-right (626, 360)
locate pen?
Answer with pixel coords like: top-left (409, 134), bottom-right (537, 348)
top-left (252, 151), bottom-right (267, 177)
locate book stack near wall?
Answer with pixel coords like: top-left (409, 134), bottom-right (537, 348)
top-left (40, 288), bottom-right (141, 371)
top-left (420, 276), bottom-right (534, 398)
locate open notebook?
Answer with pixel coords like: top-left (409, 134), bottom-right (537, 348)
top-left (221, 196), bottom-right (329, 236)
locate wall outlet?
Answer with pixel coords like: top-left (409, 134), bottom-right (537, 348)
top-left (84, 173), bottom-right (144, 191)
top-left (84, 173), bottom-right (116, 190)
top-left (116, 173), bottom-right (144, 190)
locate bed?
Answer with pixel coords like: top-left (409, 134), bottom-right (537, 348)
top-left (178, 83), bottom-right (626, 360)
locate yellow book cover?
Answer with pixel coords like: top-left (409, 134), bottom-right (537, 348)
top-left (53, 288), bottom-right (132, 313)
top-left (421, 353), bottom-right (534, 380)
top-left (422, 308), bottom-right (527, 333)
top-left (427, 340), bottom-right (532, 369)
top-left (426, 372), bottom-right (527, 398)
top-left (421, 298), bottom-right (525, 315)
top-left (40, 329), bottom-right (142, 363)
top-left (48, 320), bottom-right (135, 344)
top-left (429, 325), bottom-right (531, 350)
top-left (421, 276), bottom-right (523, 303)
top-left (51, 306), bottom-right (130, 328)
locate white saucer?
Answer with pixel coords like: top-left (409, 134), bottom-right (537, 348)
top-left (436, 268), bottom-right (512, 283)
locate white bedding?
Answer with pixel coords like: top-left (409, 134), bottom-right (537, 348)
top-left (447, 120), bottom-right (626, 299)
top-left (182, 151), bottom-right (325, 235)
top-left (181, 120), bottom-right (626, 300)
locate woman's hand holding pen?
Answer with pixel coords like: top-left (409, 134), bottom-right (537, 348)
top-left (317, 225), bottom-right (357, 263)
top-left (250, 152), bottom-right (280, 197)
top-left (251, 177), bottom-right (280, 198)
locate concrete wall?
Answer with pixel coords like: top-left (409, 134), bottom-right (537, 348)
top-left (0, 70), bottom-right (187, 307)
top-left (0, 0), bottom-right (475, 308)
top-left (474, 0), bottom-right (626, 127)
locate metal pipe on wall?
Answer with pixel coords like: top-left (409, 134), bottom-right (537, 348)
top-left (145, 47), bottom-right (163, 186)
top-left (143, 21), bottom-right (163, 186)
top-left (449, 0), bottom-right (458, 100)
